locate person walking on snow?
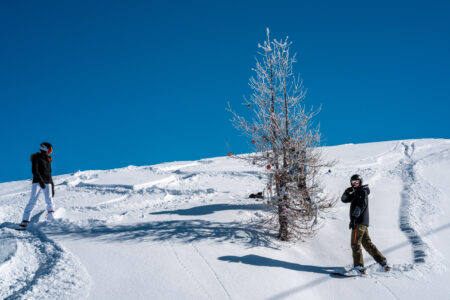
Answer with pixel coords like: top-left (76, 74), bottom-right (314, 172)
top-left (20, 142), bottom-right (55, 228)
top-left (341, 174), bottom-right (390, 274)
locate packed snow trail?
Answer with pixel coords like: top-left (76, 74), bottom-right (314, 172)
top-left (397, 142), bottom-right (428, 263)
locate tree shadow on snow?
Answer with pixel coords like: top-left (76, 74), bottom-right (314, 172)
top-left (150, 203), bottom-right (269, 216)
top-left (218, 254), bottom-right (344, 276)
top-left (43, 219), bottom-right (278, 248)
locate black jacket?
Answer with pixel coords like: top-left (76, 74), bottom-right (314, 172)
top-left (31, 152), bottom-right (53, 184)
top-left (341, 185), bottom-right (370, 226)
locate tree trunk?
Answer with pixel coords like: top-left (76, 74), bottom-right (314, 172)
top-left (278, 175), bottom-right (289, 241)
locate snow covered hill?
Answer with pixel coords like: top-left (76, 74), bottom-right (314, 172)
top-left (1, 139), bottom-right (449, 300)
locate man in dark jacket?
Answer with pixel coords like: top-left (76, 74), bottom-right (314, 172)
top-left (20, 142), bottom-right (55, 228)
top-left (341, 174), bottom-right (389, 273)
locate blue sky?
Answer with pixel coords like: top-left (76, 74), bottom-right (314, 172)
top-left (1, 0), bottom-right (449, 182)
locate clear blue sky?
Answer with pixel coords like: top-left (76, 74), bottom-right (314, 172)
top-left (1, 0), bottom-right (449, 183)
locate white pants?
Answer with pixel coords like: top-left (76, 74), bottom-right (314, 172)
top-left (22, 183), bottom-right (55, 221)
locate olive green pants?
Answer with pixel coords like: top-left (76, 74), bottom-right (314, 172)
top-left (351, 224), bottom-right (385, 267)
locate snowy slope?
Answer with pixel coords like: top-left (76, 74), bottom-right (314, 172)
top-left (1, 139), bottom-right (449, 300)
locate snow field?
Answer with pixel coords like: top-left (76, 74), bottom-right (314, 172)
top-left (0, 138), bottom-right (449, 299)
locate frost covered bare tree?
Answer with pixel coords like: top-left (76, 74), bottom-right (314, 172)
top-left (228, 29), bottom-right (335, 241)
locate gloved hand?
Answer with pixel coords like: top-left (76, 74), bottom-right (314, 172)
top-left (39, 182), bottom-right (46, 189)
top-left (345, 187), bottom-right (355, 194)
top-left (349, 217), bottom-right (356, 230)
top-left (52, 184), bottom-right (55, 197)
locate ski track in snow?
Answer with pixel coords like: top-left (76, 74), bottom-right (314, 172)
top-left (165, 215), bottom-right (213, 300)
top-left (397, 142), bottom-right (429, 264)
top-left (0, 213), bottom-right (90, 300)
top-left (378, 281), bottom-right (400, 300)
top-left (168, 245), bottom-right (212, 300)
top-left (191, 243), bottom-right (233, 300)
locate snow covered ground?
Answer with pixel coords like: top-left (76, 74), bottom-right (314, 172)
top-left (1, 138), bottom-right (449, 299)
